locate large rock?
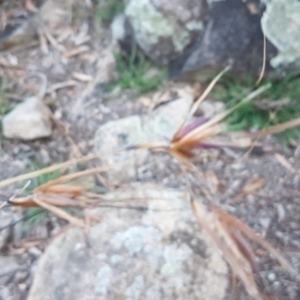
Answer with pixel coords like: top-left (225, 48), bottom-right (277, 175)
top-left (27, 184), bottom-right (228, 300)
top-left (2, 97), bottom-right (52, 140)
top-left (94, 89), bottom-right (193, 181)
top-left (261, 0), bottom-right (300, 69)
top-left (124, 0), bottom-right (206, 65)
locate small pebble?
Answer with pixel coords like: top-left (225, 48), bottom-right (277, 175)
top-left (54, 109), bottom-right (62, 119)
top-left (272, 280), bottom-right (281, 292)
top-left (259, 218), bottom-right (271, 230)
top-left (28, 247), bottom-right (42, 258)
top-left (267, 273), bottom-right (276, 282)
top-left (18, 283), bottom-right (27, 292)
top-left (75, 242), bottom-right (84, 251)
top-left (15, 271), bottom-right (28, 282)
top-left (276, 203), bottom-right (285, 221)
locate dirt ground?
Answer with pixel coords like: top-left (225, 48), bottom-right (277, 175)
top-left (0, 1), bottom-right (299, 300)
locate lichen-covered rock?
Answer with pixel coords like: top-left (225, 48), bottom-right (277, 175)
top-left (261, 0), bottom-right (300, 69)
top-left (94, 89), bottom-right (193, 181)
top-left (124, 0), bottom-right (206, 65)
top-left (27, 185), bottom-right (228, 300)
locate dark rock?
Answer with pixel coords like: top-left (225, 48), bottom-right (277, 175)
top-left (170, 0), bottom-right (277, 79)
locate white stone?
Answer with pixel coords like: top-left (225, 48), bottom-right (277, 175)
top-left (124, 0), bottom-right (205, 64)
top-left (2, 97), bottom-right (52, 140)
top-left (267, 273), bottom-right (277, 282)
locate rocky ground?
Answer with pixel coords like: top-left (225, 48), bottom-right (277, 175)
top-left (0, 1), bottom-right (300, 300)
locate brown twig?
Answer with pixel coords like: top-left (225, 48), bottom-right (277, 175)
top-left (255, 34), bottom-right (267, 86)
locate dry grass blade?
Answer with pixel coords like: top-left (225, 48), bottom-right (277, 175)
top-left (244, 117), bottom-right (300, 139)
top-left (41, 185), bottom-right (87, 195)
top-left (255, 34), bottom-right (266, 86)
top-left (9, 193), bottom-right (88, 208)
top-left (7, 196), bottom-right (38, 207)
top-left (0, 154), bottom-right (93, 188)
top-left (3, 167), bottom-right (114, 227)
top-left (185, 65), bottom-right (231, 122)
top-left (0, 151), bottom-right (121, 188)
top-left (173, 66), bottom-right (230, 146)
top-left (32, 195), bottom-right (85, 227)
top-left (237, 178), bottom-right (266, 200)
top-left (64, 45), bottom-right (90, 58)
top-left (8, 167), bottom-right (111, 207)
top-left (191, 199), bottom-right (263, 300)
top-left (35, 166), bottom-right (111, 192)
top-left (25, 0), bottom-right (38, 12)
top-left (242, 178), bottom-right (266, 194)
top-left (274, 153), bottom-right (293, 171)
top-left (214, 208), bottom-right (296, 275)
top-left (46, 80), bottom-right (77, 94)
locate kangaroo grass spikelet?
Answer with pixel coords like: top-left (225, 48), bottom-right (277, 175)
top-left (1, 166), bottom-right (110, 227)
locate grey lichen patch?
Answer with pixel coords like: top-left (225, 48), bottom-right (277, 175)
top-left (110, 225), bottom-right (162, 255)
top-left (173, 31), bottom-right (190, 53)
top-left (125, 275), bottom-right (145, 300)
top-left (110, 254), bottom-right (124, 266)
top-left (125, 0), bottom-right (196, 62)
top-left (145, 286), bottom-right (161, 299)
top-left (126, 0), bottom-right (173, 46)
top-left (186, 20), bottom-right (203, 31)
top-left (261, 0), bottom-right (300, 68)
top-left (94, 264), bottom-right (113, 295)
top-left (160, 244), bottom-right (193, 277)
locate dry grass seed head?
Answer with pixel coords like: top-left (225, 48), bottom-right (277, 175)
top-left (192, 198), bottom-right (297, 299)
top-left (191, 199), bottom-right (263, 299)
top-left (171, 80), bottom-right (271, 160)
top-left (5, 167), bottom-right (110, 227)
